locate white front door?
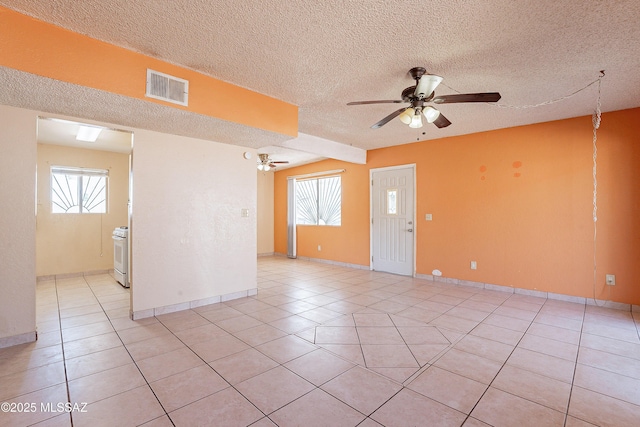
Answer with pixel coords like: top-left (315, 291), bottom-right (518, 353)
top-left (371, 166), bottom-right (415, 276)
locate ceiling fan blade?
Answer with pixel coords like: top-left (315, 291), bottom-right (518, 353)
top-left (432, 92), bottom-right (501, 104)
top-left (270, 161), bottom-right (289, 164)
top-left (371, 107), bottom-right (408, 129)
top-left (433, 112), bottom-right (452, 128)
top-left (414, 74), bottom-right (443, 99)
top-left (347, 100), bottom-right (405, 106)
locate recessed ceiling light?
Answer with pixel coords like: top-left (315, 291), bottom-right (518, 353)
top-left (76, 125), bottom-right (103, 142)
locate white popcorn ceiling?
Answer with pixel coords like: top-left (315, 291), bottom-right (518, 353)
top-left (1, 0), bottom-right (640, 159)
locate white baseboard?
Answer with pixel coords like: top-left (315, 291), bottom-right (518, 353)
top-left (295, 255), bottom-right (369, 270)
top-left (417, 275), bottom-right (631, 311)
top-left (267, 255), bottom-right (636, 311)
top-left (0, 331), bottom-right (36, 349)
top-left (37, 269), bottom-right (111, 282)
top-left (131, 288), bottom-right (258, 320)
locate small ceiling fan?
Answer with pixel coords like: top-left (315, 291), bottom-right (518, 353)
top-left (347, 67), bottom-right (501, 129)
top-left (257, 153), bottom-right (288, 171)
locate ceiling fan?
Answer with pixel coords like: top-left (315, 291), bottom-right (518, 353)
top-left (257, 153), bottom-right (288, 171)
top-left (347, 67), bottom-right (501, 129)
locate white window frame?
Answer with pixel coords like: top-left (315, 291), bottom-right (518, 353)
top-left (295, 175), bottom-right (341, 226)
top-left (51, 166), bottom-right (108, 214)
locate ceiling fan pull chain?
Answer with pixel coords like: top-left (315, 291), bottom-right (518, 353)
top-left (591, 71), bottom-right (604, 306)
top-left (474, 71), bottom-right (604, 109)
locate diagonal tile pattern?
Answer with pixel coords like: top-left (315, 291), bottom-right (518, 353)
top-left (1, 256), bottom-right (640, 426)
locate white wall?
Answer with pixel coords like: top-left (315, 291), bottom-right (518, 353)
top-left (257, 171), bottom-right (274, 255)
top-left (131, 130), bottom-right (257, 314)
top-left (0, 105), bottom-right (36, 346)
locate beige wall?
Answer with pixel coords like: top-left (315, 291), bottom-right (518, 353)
top-left (0, 105), bottom-right (36, 346)
top-left (131, 130), bottom-right (258, 314)
top-left (36, 144), bottom-right (129, 276)
top-left (257, 171), bottom-right (274, 255)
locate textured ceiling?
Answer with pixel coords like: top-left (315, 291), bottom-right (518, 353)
top-left (2, 0), bottom-right (640, 157)
top-left (0, 67), bottom-right (292, 149)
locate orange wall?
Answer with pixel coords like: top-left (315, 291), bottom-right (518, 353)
top-left (0, 7), bottom-right (297, 137)
top-left (275, 108), bottom-right (640, 305)
top-left (275, 164), bottom-right (371, 266)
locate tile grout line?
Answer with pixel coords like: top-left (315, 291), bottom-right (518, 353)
top-left (402, 289), bottom-right (507, 384)
top-left (227, 307), bottom-right (338, 423)
top-left (456, 303), bottom-right (542, 425)
top-left (275, 284), bottom-right (468, 422)
top-left (388, 312), bottom-right (446, 385)
top-left (202, 304), bottom-right (367, 424)
top-left (351, 312), bottom-right (368, 373)
top-left (155, 307), bottom-right (271, 424)
top-left (54, 276), bottom-right (74, 427)
top-left (264, 260), bottom-right (639, 417)
top-left (422, 294), bottom-right (579, 424)
top-left (83, 276), bottom-right (176, 427)
top-left (564, 301), bottom-right (590, 427)
top-left (399, 289), bottom-right (503, 421)
top-left (199, 290), bottom-right (408, 424)
top-left (43, 261), bottom-right (639, 426)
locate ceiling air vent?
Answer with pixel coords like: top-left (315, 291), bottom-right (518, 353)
top-left (146, 69), bottom-right (189, 106)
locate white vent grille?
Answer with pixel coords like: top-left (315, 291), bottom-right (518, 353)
top-left (146, 69), bottom-right (189, 106)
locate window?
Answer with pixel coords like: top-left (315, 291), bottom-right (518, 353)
top-left (51, 166), bottom-right (108, 213)
top-left (387, 189), bottom-right (397, 215)
top-left (296, 176), bottom-right (341, 226)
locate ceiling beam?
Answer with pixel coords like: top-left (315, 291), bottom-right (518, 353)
top-left (278, 133), bottom-right (366, 165)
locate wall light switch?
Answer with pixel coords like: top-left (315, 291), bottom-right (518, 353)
top-left (425, 214), bottom-right (433, 221)
top-left (241, 209), bottom-right (249, 217)
top-left (470, 261), bottom-right (477, 270)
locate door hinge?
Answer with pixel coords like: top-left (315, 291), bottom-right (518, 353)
top-left (371, 256), bottom-right (374, 262)
top-left (371, 179), bottom-right (374, 186)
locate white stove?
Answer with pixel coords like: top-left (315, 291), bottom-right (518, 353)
top-left (112, 226), bottom-right (128, 239)
top-left (112, 226), bottom-right (129, 287)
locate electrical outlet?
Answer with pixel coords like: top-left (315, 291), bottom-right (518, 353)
top-left (605, 274), bottom-right (616, 286)
top-left (470, 261), bottom-right (477, 270)
top-left (425, 214), bottom-right (433, 221)
top-left (318, 245), bottom-right (322, 251)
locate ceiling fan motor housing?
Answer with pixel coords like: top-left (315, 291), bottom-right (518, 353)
top-left (409, 67), bottom-right (426, 81)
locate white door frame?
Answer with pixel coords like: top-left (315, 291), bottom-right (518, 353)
top-left (369, 164), bottom-right (417, 276)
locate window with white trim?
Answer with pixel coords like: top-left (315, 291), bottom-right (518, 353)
top-left (51, 166), bottom-right (108, 213)
top-left (295, 176), bottom-right (341, 226)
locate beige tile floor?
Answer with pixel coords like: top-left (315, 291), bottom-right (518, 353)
top-left (2, 256), bottom-right (640, 426)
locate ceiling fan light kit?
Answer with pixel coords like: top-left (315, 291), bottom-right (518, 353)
top-left (398, 107), bottom-right (415, 124)
top-left (409, 112), bottom-right (423, 128)
top-left (347, 67), bottom-right (501, 130)
top-left (257, 153), bottom-right (289, 171)
top-left (423, 106), bottom-right (441, 123)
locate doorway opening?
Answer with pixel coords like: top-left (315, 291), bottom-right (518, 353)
top-left (36, 116), bottom-right (133, 315)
